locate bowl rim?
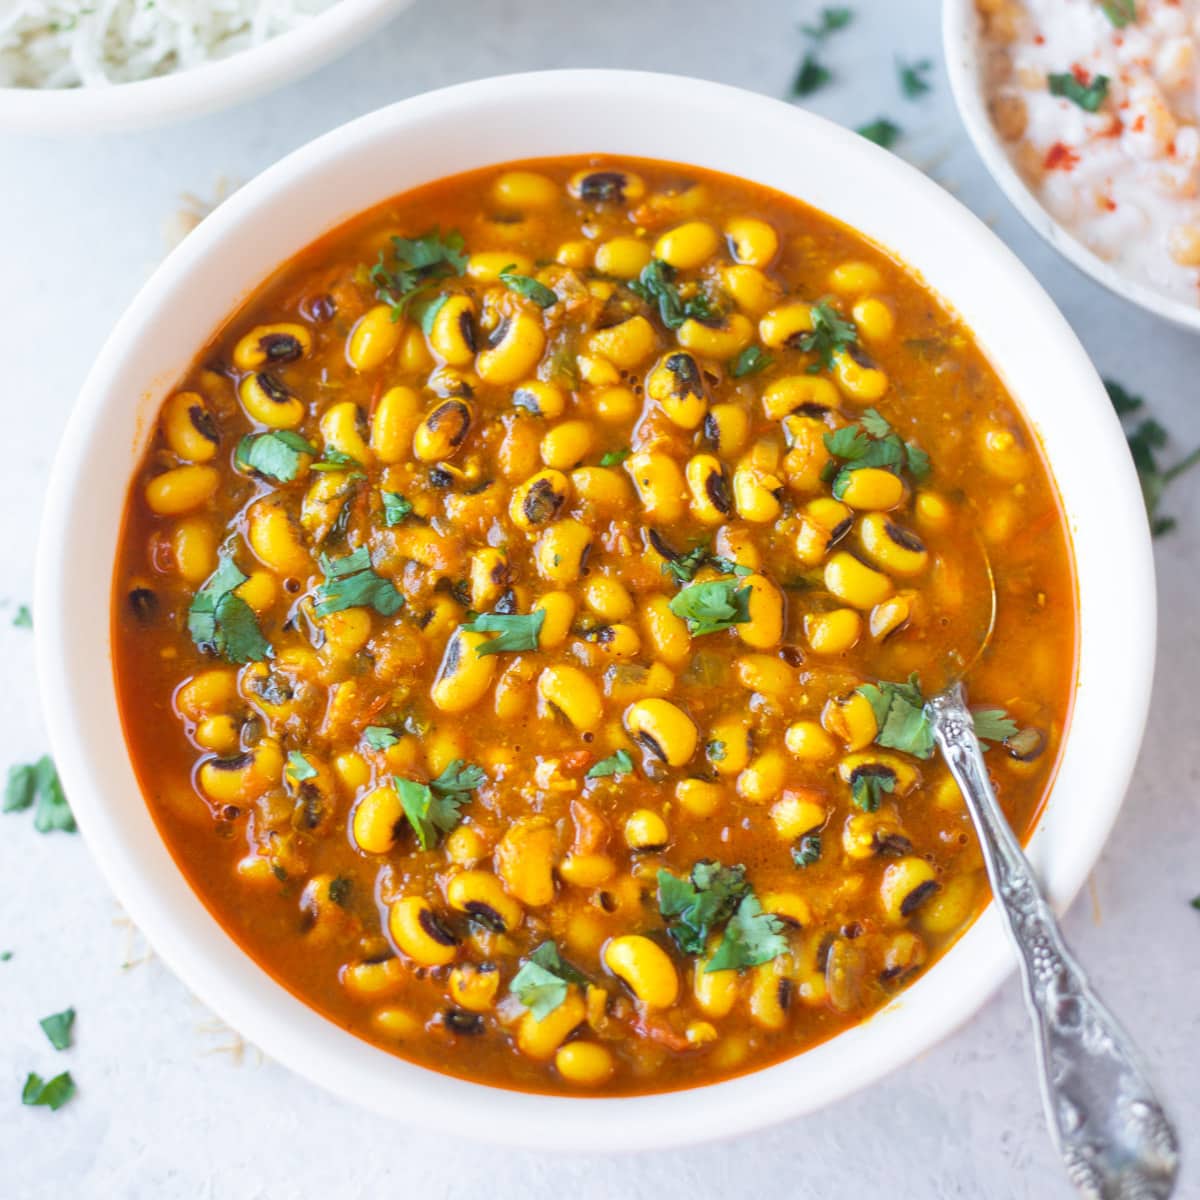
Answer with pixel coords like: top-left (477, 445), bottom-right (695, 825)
top-left (34, 68), bottom-right (1157, 1152)
top-left (942, 0), bottom-right (1200, 333)
top-left (0, 0), bottom-right (409, 135)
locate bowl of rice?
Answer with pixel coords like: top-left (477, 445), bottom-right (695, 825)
top-left (944, 0), bottom-right (1200, 332)
top-left (0, 0), bottom-right (413, 134)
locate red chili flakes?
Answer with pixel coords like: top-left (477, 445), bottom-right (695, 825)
top-left (1099, 116), bottom-right (1124, 138)
top-left (1034, 33), bottom-right (1045, 44)
top-left (1072, 64), bottom-right (1092, 86)
top-left (1044, 142), bottom-right (1080, 171)
top-left (1100, 196), bottom-right (1117, 212)
top-left (1132, 114), bottom-right (1146, 132)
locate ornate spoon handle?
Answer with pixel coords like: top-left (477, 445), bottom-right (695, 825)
top-left (926, 685), bottom-right (1178, 1200)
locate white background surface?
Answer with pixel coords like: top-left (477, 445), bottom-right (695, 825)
top-left (1, 1), bottom-right (1197, 1197)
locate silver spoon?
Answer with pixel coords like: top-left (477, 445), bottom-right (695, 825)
top-left (923, 683), bottom-right (1179, 1198)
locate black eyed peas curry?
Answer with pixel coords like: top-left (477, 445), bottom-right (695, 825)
top-left (113, 157), bottom-right (1076, 1094)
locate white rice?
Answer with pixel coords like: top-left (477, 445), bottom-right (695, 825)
top-left (0, 0), bottom-right (338, 89)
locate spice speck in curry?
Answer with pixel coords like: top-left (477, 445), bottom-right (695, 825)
top-left (113, 157), bottom-right (1076, 1094)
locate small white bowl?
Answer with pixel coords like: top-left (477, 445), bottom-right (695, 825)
top-left (0, 0), bottom-right (410, 135)
top-left (943, 0), bottom-right (1200, 332)
top-left (36, 70), bottom-right (1155, 1152)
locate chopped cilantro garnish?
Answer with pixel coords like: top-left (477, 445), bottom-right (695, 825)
top-left (792, 52), bottom-right (832, 97)
top-left (851, 766), bottom-right (896, 812)
top-left (328, 876), bottom-right (352, 908)
top-left (510, 941), bottom-right (587, 1021)
top-left (706, 739), bottom-right (727, 763)
top-left (381, 491), bottom-right (413, 526)
top-left (314, 547), bottom-right (403, 618)
top-left (0, 951), bottom-right (12, 962)
top-left (599, 447), bottom-right (630, 467)
top-left (460, 609), bottom-right (545, 656)
top-left (824, 407), bottom-right (931, 485)
top-left (1106, 380), bottom-right (1200, 537)
top-left (21, 1071), bottom-right (74, 1112)
top-left (12, 605), bottom-right (31, 629)
top-left (285, 751), bottom-right (317, 783)
top-left (498, 266), bottom-right (557, 309)
top-left (971, 708), bottom-right (1020, 744)
top-left (793, 833), bottom-right (822, 868)
top-left (188, 554), bottom-right (271, 663)
top-left (5, 757), bottom-right (74, 833)
top-left (899, 58), bottom-right (932, 99)
top-left (801, 5), bottom-right (853, 38)
top-left (1098, 0), bottom-right (1135, 28)
top-left (1049, 71), bottom-right (1109, 113)
top-left (730, 346), bottom-right (774, 378)
top-left (668, 578), bottom-right (751, 636)
top-left (394, 760), bottom-right (484, 849)
top-left (310, 448), bottom-right (364, 475)
top-left (705, 893), bottom-right (789, 972)
top-left (661, 542), bottom-right (751, 585)
top-left (366, 228), bottom-right (468, 321)
top-left (657, 861), bottom-right (749, 956)
top-left (363, 725), bottom-right (400, 751)
top-left (1191, 895), bottom-right (1200, 912)
top-left (586, 749), bottom-right (634, 779)
top-left (857, 118), bottom-right (902, 149)
top-left (796, 301), bottom-right (858, 368)
top-left (4, 762), bottom-right (35, 812)
top-left (234, 430), bottom-right (316, 483)
top-left (628, 259), bottom-right (721, 330)
top-left (39, 1008), bottom-right (75, 1052)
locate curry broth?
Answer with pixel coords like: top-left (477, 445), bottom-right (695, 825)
top-left (113, 157), bottom-right (1076, 1095)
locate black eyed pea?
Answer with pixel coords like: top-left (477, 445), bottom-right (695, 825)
top-left (979, 425), bottom-right (1030, 482)
top-left (429, 295), bottom-right (478, 366)
top-left (852, 297), bottom-right (895, 343)
top-left (737, 574), bottom-right (784, 650)
top-left (603, 934), bottom-right (679, 1008)
top-left (784, 720), bottom-right (838, 762)
top-left (431, 629), bottom-right (498, 713)
top-left (162, 391), bottom-right (220, 463)
top-left (821, 691), bottom-right (880, 751)
top-left (841, 811), bottom-right (913, 860)
top-left (675, 778), bottom-right (724, 818)
top-left (537, 665), bottom-right (604, 731)
top-left (880, 931), bottom-right (927, 983)
top-left (758, 302), bottom-right (813, 349)
top-left (512, 380), bottom-right (566, 420)
top-left (685, 454), bottom-right (733, 524)
top-left (238, 371), bottom-right (305, 428)
top-left (770, 789), bottom-right (827, 840)
top-left (869, 591), bottom-right (915, 640)
top-left (351, 784), bottom-right (405, 854)
top-left (495, 817), bottom-right (558, 907)
top-left (920, 872), bottom-right (980, 935)
top-left (641, 594), bottom-right (692, 668)
top-left (582, 575), bottom-right (634, 623)
top-left (693, 949), bottom-right (739, 1017)
top-left (647, 351), bottom-right (709, 430)
top-left (320, 607), bottom-right (372, 661)
top-left (624, 698), bottom-right (698, 766)
top-left (718, 264), bottom-right (781, 316)
top-left (838, 752), bottom-right (921, 797)
top-left (736, 749), bottom-right (786, 804)
top-left (794, 497), bottom-right (853, 567)
top-left (247, 495), bottom-right (312, 578)
top-left (413, 398), bottom-right (472, 464)
top-left (880, 857), bottom-right (940, 925)
top-left (590, 623), bottom-right (641, 660)
top-left (748, 956), bottom-right (795, 1031)
top-left (477, 312), bottom-right (547, 384)
top-left (197, 739), bottom-right (284, 806)
top-left (347, 305), bottom-right (403, 372)
top-left (371, 386), bottom-right (421, 463)
top-left (859, 513), bottom-right (930, 577)
top-left (567, 168), bottom-right (646, 205)
top-left (494, 169), bottom-right (559, 210)
top-left (517, 989), bottom-right (587, 1060)
top-left (534, 518), bottom-right (593, 584)
top-left (824, 550), bottom-right (894, 610)
top-left (426, 364), bottom-right (478, 400)
top-left (594, 236), bottom-right (652, 279)
top-left (232, 322), bottom-right (311, 371)
top-left (804, 607), bottom-right (863, 655)
top-left (555, 1041), bottom-right (616, 1087)
top-left (388, 896), bottom-right (459, 967)
top-left (828, 261), bottom-right (884, 295)
top-left (706, 716), bottom-right (751, 776)
top-left (448, 962), bottom-right (501, 1012)
top-left (446, 869), bottom-right (524, 933)
top-left (654, 220), bottom-right (720, 270)
top-left (760, 891), bottom-right (812, 927)
top-left (586, 315), bottom-right (658, 369)
top-left (703, 402), bottom-right (750, 457)
top-left (193, 714), bottom-right (239, 755)
top-left (467, 250), bottom-right (534, 282)
top-left (341, 956), bottom-right (405, 1001)
top-left (836, 467), bottom-right (905, 511)
top-left (734, 653), bottom-right (793, 696)
top-left (532, 591), bottom-right (576, 648)
top-left (762, 375), bottom-right (839, 421)
top-left (300, 469), bottom-right (356, 541)
top-left (623, 808), bottom-right (669, 851)
top-left (469, 548), bottom-right (510, 610)
top-left (628, 450), bottom-right (688, 523)
top-left (319, 401), bottom-right (370, 465)
top-left (144, 465), bottom-right (220, 516)
top-left (731, 464), bottom-right (783, 523)
top-left (724, 216), bottom-right (779, 268)
top-left (372, 1007), bottom-right (423, 1040)
top-left (831, 346), bottom-right (888, 402)
top-left (676, 313), bottom-right (753, 358)
top-left (714, 525), bottom-right (761, 572)
top-left (508, 468), bottom-right (571, 530)
top-left (540, 420), bottom-right (596, 470)
top-left (171, 517), bottom-right (218, 584)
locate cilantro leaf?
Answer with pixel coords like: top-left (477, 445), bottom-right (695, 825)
top-left (657, 861), bottom-right (750, 956)
top-left (21, 1071), bottom-right (74, 1112)
top-left (314, 547), bottom-right (403, 617)
top-left (1099, 0), bottom-right (1135, 27)
top-left (705, 893), bottom-right (789, 972)
top-left (499, 266), bottom-right (557, 309)
top-left (796, 301), bottom-right (858, 367)
top-left (628, 260), bottom-right (721, 330)
top-left (510, 941), bottom-right (587, 1021)
top-left (793, 833), bottom-right (822, 868)
top-left (188, 554), bottom-right (271, 663)
top-left (850, 765), bottom-right (896, 812)
top-left (328, 876), bottom-right (352, 908)
top-left (12, 605), bottom-right (31, 629)
top-left (310, 448), bottom-right (364, 476)
top-left (824, 408), bottom-right (931, 484)
top-left (668, 579), bottom-right (751, 636)
top-left (286, 751), bottom-right (317, 782)
top-left (1049, 71), bottom-right (1109, 112)
top-left (366, 228), bottom-right (468, 321)
top-left (39, 1008), bottom-right (75, 1052)
top-left (792, 52), bottom-right (832, 97)
top-left (730, 346), bottom-right (774, 378)
top-left (899, 58), bottom-right (932, 99)
top-left (32, 757), bottom-right (73, 834)
top-left (858, 118), bottom-right (902, 149)
top-left (394, 761), bottom-right (484, 849)
top-left (363, 725), bottom-right (400, 751)
top-left (586, 749), bottom-right (634, 779)
top-left (599, 447), bottom-right (630, 467)
top-left (972, 708), bottom-right (1020, 745)
top-left (662, 542), bottom-right (712, 584)
top-left (4, 763), bottom-right (35, 812)
top-left (430, 759), bottom-right (487, 798)
top-left (1105, 379), bottom-right (1143, 416)
top-left (801, 6), bottom-right (853, 38)
top-left (857, 675), bottom-right (935, 759)
top-left (381, 491), bottom-right (413, 526)
top-left (234, 430), bottom-right (316, 483)
top-left (460, 610), bottom-right (545, 655)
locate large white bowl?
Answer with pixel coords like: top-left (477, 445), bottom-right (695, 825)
top-left (35, 69), bottom-right (1155, 1152)
top-left (943, 0), bottom-right (1200, 333)
top-left (0, 0), bottom-right (410, 135)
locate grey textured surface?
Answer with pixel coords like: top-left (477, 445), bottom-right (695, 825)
top-left (0, 2), bottom-right (1197, 1197)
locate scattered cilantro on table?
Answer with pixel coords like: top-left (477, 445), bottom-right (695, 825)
top-left (12, 605), bottom-right (32, 629)
top-left (857, 118), bottom-right (902, 149)
top-left (899, 58), bottom-right (933, 99)
top-left (21, 1072), bottom-right (74, 1112)
top-left (39, 1008), bottom-right (75, 1052)
top-left (4, 757), bottom-right (74, 833)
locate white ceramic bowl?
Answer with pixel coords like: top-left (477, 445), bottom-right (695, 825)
top-left (35, 69), bottom-right (1155, 1152)
top-left (0, 0), bottom-right (410, 135)
top-left (943, 0), bottom-right (1200, 332)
